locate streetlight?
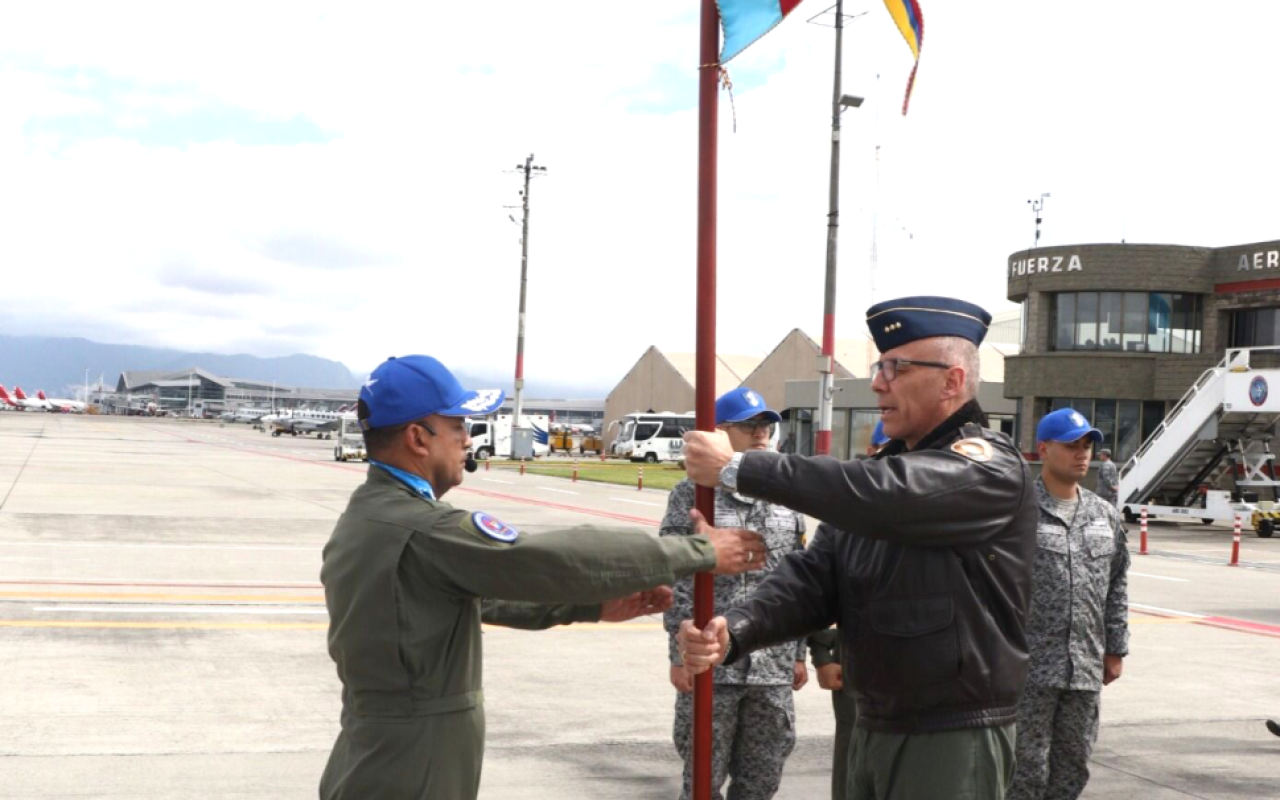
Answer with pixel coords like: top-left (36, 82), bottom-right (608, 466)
top-left (812, 0), bottom-right (865, 457)
top-left (512, 154), bottom-right (547, 429)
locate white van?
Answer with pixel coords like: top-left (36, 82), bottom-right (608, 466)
top-left (333, 414), bottom-right (367, 462)
top-left (468, 414), bottom-right (551, 460)
top-left (612, 412), bottom-right (695, 463)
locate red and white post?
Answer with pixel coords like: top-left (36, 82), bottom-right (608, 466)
top-left (1139, 506), bottom-right (1149, 555)
top-left (519, 458), bottom-right (526, 476)
top-left (638, 465), bottom-right (644, 491)
top-left (1231, 513), bottom-right (1242, 567)
top-left (572, 459), bottom-right (579, 483)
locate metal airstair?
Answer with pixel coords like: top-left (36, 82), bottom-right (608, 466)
top-left (1117, 347), bottom-right (1280, 535)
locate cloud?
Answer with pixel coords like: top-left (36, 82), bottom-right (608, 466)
top-left (254, 232), bottom-right (392, 271)
top-left (157, 260), bottom-right (275, 296)
top-left (1, 0), bottom-right (1279, 386)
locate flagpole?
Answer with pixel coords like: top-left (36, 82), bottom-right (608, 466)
top-left (693, 0), bottom-right (719, 797)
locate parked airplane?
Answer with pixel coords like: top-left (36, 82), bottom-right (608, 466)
top-left (1, 385), bottom-right (51, 411)
top-left (262, 409), bottom-right (342, 439)
top-left (36, 391), bottom-right (85, 413)
top-left (221, 407), bottom-right (273, 424)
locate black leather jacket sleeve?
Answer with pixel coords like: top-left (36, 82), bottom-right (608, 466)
top-left (723, 526), bottom-right (840, 664)
top-left (737, 444), bottom-right (1026, 548)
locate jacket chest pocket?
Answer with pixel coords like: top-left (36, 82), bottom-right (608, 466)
top-left (861, 594), bottom-right (958, 691)
top-left (715, 511), bottom-right (743, 529)
top-left (1037, 525), bottom-right (1069, 556)
top-left (1085, 523), bottom-right (1116, 558)
top-left (763, 516), bottom-right (798, 553)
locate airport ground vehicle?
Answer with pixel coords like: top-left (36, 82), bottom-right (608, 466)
top-left (467, 414), bottom-right (550, 459)
top-left (610, 412), bottom-right (694, 463)
top-left (333, 414), bottom-right (367, 462)
top-left (1119, 347), bottom-right (1280, 537)
top-left (548, 423), bottom-right (603, 455)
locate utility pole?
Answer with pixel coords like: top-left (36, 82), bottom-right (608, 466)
top-left (815, 0), bottom-right (863, 457)
top-left (1028, 192), bottom-right (1050, 249)
top-left (512, 154), bottom-right (547, 428)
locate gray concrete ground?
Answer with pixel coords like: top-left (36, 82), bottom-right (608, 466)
top-left (0, 413), bottom-right (1276, 799)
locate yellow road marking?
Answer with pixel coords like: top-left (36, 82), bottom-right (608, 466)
top-left (0, 591), bottom-right (323, 603)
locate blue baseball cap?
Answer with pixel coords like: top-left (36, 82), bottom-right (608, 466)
top-left (359, 355), bottom-right (504, 430)
top-left (871, 419), bottom-right (890, 447)
top-left (866, 296), bottom-right (992, 353)
top-left (1037, 408), bottom-right (1103, 444)
top-left (715, 387), bottom-right (782, 425)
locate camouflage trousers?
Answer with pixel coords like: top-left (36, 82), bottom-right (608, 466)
top-left (673, 684), bottom-right (796, 800)
top-left (1007, 684), bottom-right (1101, 800)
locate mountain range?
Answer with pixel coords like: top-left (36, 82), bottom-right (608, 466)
top-left (0, 335), bottom-right (614, 399)
top-left (0, 336), bottom-right (359, 393)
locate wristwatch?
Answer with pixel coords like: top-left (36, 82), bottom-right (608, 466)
top-left (719, 452), bottom-right (744, 492)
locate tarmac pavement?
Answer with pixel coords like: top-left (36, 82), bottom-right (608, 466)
top-left (0, 413), bottom-right (1276, 798)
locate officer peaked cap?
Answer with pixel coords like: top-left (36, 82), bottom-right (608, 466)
top-left (865, 296), bottom-right (992, 352)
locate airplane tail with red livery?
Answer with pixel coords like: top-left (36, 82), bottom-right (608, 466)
top-left (14, 387), bottom-right (28, 400)
top-left (37, 390), bottom-right (47, 401)
top-left (0, 385), bottom-right (16, 407)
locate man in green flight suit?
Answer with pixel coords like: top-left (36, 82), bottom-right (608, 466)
top-left (319, 354), bottom-right (766, 800)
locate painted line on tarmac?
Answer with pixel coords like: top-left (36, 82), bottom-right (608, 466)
top-left (0, 577), bottom-right (322, 589)
top-left (459, 487), bottom-right (660, 527)
top-left (539, 488), bottom-right (579, 495)
top-left (483, 478), bottom-right (514, 485)
top-left (610, 497), bottom-right (664, 508)
top-left (1128, 571), bottom-right (1189, 582)
top-left (0, 620), bottom-right (327, 630)
top-left (32, 605), bottom-right (326, 615)
top-left (0, 591), bottom-right (322, 602)
top-left (0, 620), bottom-right (663, 631)
top-left (145, 425), bottom-right (663, 527)
top-left (1132, 603), bottom-right (1280, 639)
top-left (0, 540), bottom-right (316, 552)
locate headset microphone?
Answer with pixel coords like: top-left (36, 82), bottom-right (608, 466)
top-left (464, 453), bottom-right (478, 473)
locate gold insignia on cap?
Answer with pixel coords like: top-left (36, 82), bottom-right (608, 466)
top-left (951, 437), bottom-right (993, 463)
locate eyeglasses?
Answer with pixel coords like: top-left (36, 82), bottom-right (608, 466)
top-left (413, 418), bottom-right (468, 440)
top-left (726, 421), bottom-right (777, 436)
top-left (869, 358), bottom-right (953, 383)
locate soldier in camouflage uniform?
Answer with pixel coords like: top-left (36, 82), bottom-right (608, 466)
top-left (1008, 409), bottom-right (1130, 800)
top-left (663, 387), bottom-right (808, 800)
top-left (1095, 449), bottom-right (1120, 508)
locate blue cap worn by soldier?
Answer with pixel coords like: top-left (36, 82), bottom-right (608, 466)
top-left (1036, 408), bottom-right (1103, 445)
top-left (358, 354), bottom-right (504, 430)
top-left (715, 387), bottom-right (782, 425)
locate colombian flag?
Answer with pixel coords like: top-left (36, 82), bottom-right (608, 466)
top-left (883, 0), bottom-right (925, 114)
top-left (718, 0), bottom-right (806, 64)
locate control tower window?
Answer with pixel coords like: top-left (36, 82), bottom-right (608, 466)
top-left (1051, 292), bottom-right (1202, 354)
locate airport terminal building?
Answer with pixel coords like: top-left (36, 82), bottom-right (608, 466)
top-left (1005, 238), bottom-right (1280, 459)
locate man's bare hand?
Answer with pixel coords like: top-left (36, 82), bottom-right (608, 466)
top-left (677, 617), bottom-right (729, 675)
top-left (669, 664), bottom-right (693, 693)
top-left (1103, 654), bottom-right (1124, 686)
top-left (692, 509), bottom-right (765, 575)
top-left (600, 587), bottom-right (673, 622)
top-left (792, 661), bottom-right (808, 691)
top-left (683, 430), bottom-right (735, 487)
top-left (816, 663), bottom-right (843, 691)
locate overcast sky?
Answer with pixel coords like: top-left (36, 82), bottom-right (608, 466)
top-left (3, 2), bottom-right (1278, 394)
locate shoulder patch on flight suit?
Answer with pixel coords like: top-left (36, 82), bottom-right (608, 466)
top-left (950, 437), bottom-right (993, 462)
top-left (466, 511), bottom-right (520, 543)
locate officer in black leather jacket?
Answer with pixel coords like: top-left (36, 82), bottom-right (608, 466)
top-left (679, 296), bottom-right (1038, 800)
